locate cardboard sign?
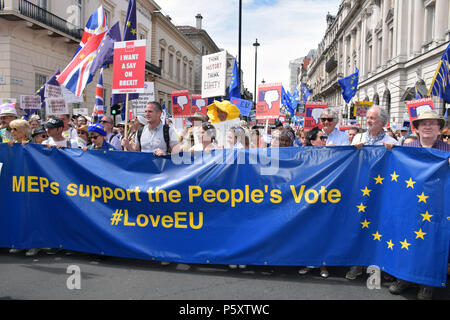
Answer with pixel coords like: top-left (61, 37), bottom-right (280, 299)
top-left (172, 90), bottom-right (191, 118)
top-left (190, 94), bottom-right (208, 116)
top-left (256, 83), bottom-right (282, 120)
top-left (132, 82), bottom-right (155, 116)
top-left (230, 97), bottom-right (252, 117)
top-left (354, 101), bottom-right (372, 117)
top-left (44, 84), bottom-right (62, 98)
top-left (406, 98), bottom-right (434, 132)
top-left (201, 51), bottom-right (227, 98)
top-left (304, 102), bottom-right (328, 131)
top-left (45, 98), bottom-right (68, 115)
top-left (20, 95), bottom-right (41, 110)
top-left (112, 40), bottom-right (146, 94)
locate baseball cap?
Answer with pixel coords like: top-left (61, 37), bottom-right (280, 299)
top-left (45, 117), bottom-right (64, 129)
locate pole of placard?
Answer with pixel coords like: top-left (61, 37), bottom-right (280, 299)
top-left (265, 119), bottom-right (269, 134)
top-left (124, 93), bottom-right (129, 151)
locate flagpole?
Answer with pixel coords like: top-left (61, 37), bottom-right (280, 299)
top-left (124, 93), bottom-right (129, 151)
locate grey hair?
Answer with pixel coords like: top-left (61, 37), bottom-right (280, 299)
top-left (146, 101), bottom-right (163, 112)
top-left (320, 108), bottom-right (338, 121)
top-left (368, 105), bottom-right (389, 126)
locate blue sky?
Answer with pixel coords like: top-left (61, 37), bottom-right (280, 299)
top-left (162, 0), bottom-right (341, 94)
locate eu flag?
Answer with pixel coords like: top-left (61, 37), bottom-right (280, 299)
top-left (301, 83), bottom-right (312, 103)
top-left (338, 68), bottom-right (359, 103)
top-left (90, 22), bottom-right (122, 77)
top-left (428, 43), bottom-right (450, 103)
top-left (229, 59), bottom-right (241, 99)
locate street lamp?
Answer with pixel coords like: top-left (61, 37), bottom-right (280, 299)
top-left (253, 39), bottom-right (260, 107)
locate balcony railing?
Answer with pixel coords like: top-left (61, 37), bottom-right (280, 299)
top-left (1, 0), bottom-right (83, 40)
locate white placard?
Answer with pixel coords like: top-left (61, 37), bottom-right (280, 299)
top-left (212, 118), bottom-right (241, 148)
top-left (73, 108), bottom-right (89, 116)
top-left (201, 51), bottom-right (227, 98)
top-left (132, 82), bottom-right (155, 116)
top-left (44, 84), bottom-right (62, 98)
top-left (46, 98), bottom-right (68, 115)
top-left (20, 95), bottom-right (41, 110)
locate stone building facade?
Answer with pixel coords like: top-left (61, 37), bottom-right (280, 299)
top-left (307, 0), bottom-right (450, 127)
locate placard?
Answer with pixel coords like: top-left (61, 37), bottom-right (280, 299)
top-left (132, 82), bottom-right (155, 116)
top-left (45, 98), bottom-right (68, 115)
top-left (230, 97), bottom-right (252, 117)
top-left (406, 98), bottom-right (434, 132)
top-left (201, 51), bottom-right (227, 98)
top-left (190, 94), bottom-right (208, 116)
top-left (44, 84), bottom-right (62, 98)
top-left (112, 40), bottom-right (146, 94)
top-left (20, 95), bottom-right (41, 110)
top-left (304, 101), bottom-right (328, 131)
top-left (172, 90), bottom-right (191, 118)
top-left (354, 101), bottom-right (372, 117)
top-left (256, 83), bottom-right (282, 120)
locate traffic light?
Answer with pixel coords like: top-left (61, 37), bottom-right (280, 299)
top-left (111, 104), bottom-right (121, 116)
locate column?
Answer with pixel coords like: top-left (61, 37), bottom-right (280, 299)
top-left (412, 0), bottom-right (424, 54)
top-left (434, 0), bottom-right (449, 42)
top-left (381, 0), bottom-right (391, 65)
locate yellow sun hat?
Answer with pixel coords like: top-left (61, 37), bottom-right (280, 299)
top-left (207, 100), bottom-right (241, 124)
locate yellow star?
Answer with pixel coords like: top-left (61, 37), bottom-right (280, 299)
top-left (130, 28), bottom-right (137, 35)
top-left (400, 239), bottom-right (411, 250)
top-left (361, 219), bottom-right (370, 229)
top-left (421, 211), bottom-right (433, 222)
top-left (386, 239), bottom-right (394, 250)
top-left (405, 177), bottom-right (416, 189)
top-left (414, 229), bottom-right (427, 240)
top-left (361, 187), bottom-right (371, 197)
top-left (390, 171), bottom-right (399, 182)
top-left (416, 192), bottom-right (429, 203)
top-left (374, 175), bottom-right (384, 184)
top-left (79, 54), bottom-right (85, 60)
top-left (356, 203), bottom-right (367, 213)
top-left (127, 21), bottom-right (131, 27)
top-left (372, 231), bottom-right (382, 241)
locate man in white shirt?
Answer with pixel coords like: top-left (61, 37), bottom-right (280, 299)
top-left (122, 102), bottom-right (180, 156)
top-left (351, 106), bottom-right (398, 148)
top-left (99, 116), bottom-right (122, 150)
top-left (43, 117), bottom-right (78, 148)
top-left (319, 108), bottom-right (349, 146)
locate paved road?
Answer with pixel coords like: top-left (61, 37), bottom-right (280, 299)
top-left (0, 248), bottom-right (448, 301)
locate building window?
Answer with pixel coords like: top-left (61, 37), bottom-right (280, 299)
top-left (169, 53), bottom-right (174, 78)
top-left (104, 9), bottom-right (111, 28)
top-left (425, 2), bottom-right (435, 43)
top-left (160, 48), bottom-right (165, 73)
top-left (74, 0), bottom-right (83, 28)
top-left (176, 58), bottom-right (181, 82)
top-left (183, 62), bottom-right (187, 84)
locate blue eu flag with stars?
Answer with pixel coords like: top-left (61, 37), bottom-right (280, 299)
top-left (229, 59), bottom-right (241, 99)
top-left (338, 68), bottom-right (359, 103)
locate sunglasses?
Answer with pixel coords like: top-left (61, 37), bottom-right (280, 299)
top-left (89, 134), bottom-right (101, 140)
top-left (442, 135), bottom-right (450, 139)
top-left (320, 118), bottom-right (334, 122)
top-left (100, 120), bottom-right (111, 124)
top-left (320, 136), bottom-right (328, 141)
top-left (38, 134), bottom-right (48, 139)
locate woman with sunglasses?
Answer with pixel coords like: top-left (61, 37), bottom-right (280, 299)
top-left (82, 123), bottom-right (117, 151)
top-left (31, 125), bottom-right (49, 144)
top-left (7, 119), bottom-right (31, 145)
top-left (440, 127), bottom-right (450, 144)
top-left (304, 126), bottom-right (328, 147)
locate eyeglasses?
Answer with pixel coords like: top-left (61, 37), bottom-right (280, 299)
top-left (77, 131), bottom-right (87, 135)
top-left (320, 118), bottom-right (334, 122)
top-left (320, 136), bottom-right (328, 141)
top-left (100, 120), bottom-right (111, 124)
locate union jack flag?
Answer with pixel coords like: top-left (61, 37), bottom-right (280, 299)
top-left (74, 6), bottom-right (108, 57)
top-left (93, 68), bottom-right (106, 122)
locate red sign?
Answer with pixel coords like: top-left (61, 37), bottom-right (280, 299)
top-left (406, 98), bottom-right (434, 132)
top-left (112, 40), bottom-right (146, 94)
top-left (190, 94), bottom-right (208, 116)
top-left (171, 90), bottom-right (191, 118)
top-left (256, 83), bottom-right (282, 120)
top-left (304, 102), bottom-right (328, 131)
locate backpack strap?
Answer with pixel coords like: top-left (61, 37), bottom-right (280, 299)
top-left (137, 126), bottom-right (144, 151)
top-left (163, 124), bottom-right (171, 154)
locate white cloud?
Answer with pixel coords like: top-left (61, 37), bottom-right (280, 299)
top-left (160, 0), bottom-right (340, 95)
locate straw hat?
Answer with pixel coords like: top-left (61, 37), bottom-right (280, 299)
top-left (412, 110), bottom-right (445, 130)
top-left (187, 112), bottom-right (208, 123)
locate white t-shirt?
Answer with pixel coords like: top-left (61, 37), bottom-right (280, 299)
top-left (135, 122), bottom-right (178, 153)
top-left (43, 137), bottom-right (79, 148)
top-left (62, 127), bottom-right (78, 141)
top-left (351, 132), bottom-right (399, 146)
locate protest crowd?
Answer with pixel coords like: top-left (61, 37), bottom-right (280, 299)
top-left (1, 96), bottom-right (449, 300)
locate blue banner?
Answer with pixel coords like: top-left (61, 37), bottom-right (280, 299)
top-left (0, 144), bottom-right (448, 287)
